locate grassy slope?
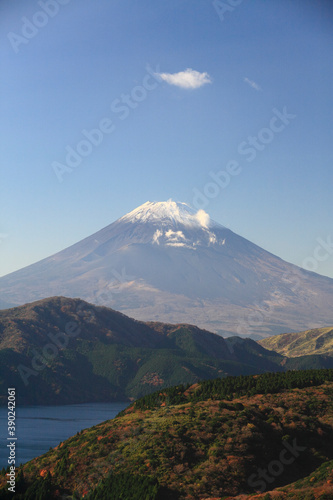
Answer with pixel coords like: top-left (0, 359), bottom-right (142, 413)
top-left (259, 326), bottom-right (333, 357)
top-left (2, 370), bottom-right (333, 499)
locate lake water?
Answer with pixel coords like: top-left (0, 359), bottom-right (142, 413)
top-left (0, 402), bottom-right (128, 469)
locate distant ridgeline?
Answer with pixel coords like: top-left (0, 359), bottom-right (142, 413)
top-left (128, 368), bottom-right (333, 411)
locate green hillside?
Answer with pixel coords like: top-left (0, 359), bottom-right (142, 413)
top-left (1, 369), bottom-right (333, 499)
top-left (2, 297), bottom-right (333, 407)
top-left (0, 297), bottom-right (288, 406)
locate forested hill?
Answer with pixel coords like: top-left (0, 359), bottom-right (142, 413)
top-left (1, 368), bottom-right (333, 499)
top-left (127, 367), bottom-right (333, 412)
top-left (2, 296), bottom-right (333, 406)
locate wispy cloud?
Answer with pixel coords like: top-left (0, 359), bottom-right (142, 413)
top-left (156, 68), bottom-right (212, 89)
top-left (244, 77), bottom-right (262, 91)
top-left (195, 209), bottom-right (210, 228)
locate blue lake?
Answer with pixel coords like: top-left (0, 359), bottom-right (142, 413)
top-left (0, 402), bottom-right (128, 469)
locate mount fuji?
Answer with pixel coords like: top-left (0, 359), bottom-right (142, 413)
top-left (1, 200), bottom-right (333, 339)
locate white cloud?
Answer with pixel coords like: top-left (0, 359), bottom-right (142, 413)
top-left (244, 77), bottom-right (262, 91)
top-left (156, 68), bottom-right (212, 89)
top-left (165, 230), bottom-right (186, 242)
top-left (152, 229), bottom-right (163, 244)
top-left (166, 242), bottom-right (187, 248)
top-left (208, 233), bottom-right (217, 245)
top-left (195, 209), bottom-right (210, 228)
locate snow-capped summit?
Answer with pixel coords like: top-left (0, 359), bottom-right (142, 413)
top-left (118, 200), bottom-right (223, 250)
top-left (0, 200), bottom-right (333, 339)
top-left (119, 200), bottom-right (217, 229)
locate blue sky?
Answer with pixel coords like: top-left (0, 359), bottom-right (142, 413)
top-left (1, 0), bottom-right (333, 278)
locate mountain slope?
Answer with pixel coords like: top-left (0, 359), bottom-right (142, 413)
top-left (3, 369), bottom-right (333, 499)
top-left (0, 200), bottom-right (333, 338)
top-left (0, 297), bottom-right (290, 406)
top-left (259, 326), bottom-right (333, 357)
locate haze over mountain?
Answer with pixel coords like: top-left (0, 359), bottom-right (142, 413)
top-left (1, 201), bottom-right (333, 338)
